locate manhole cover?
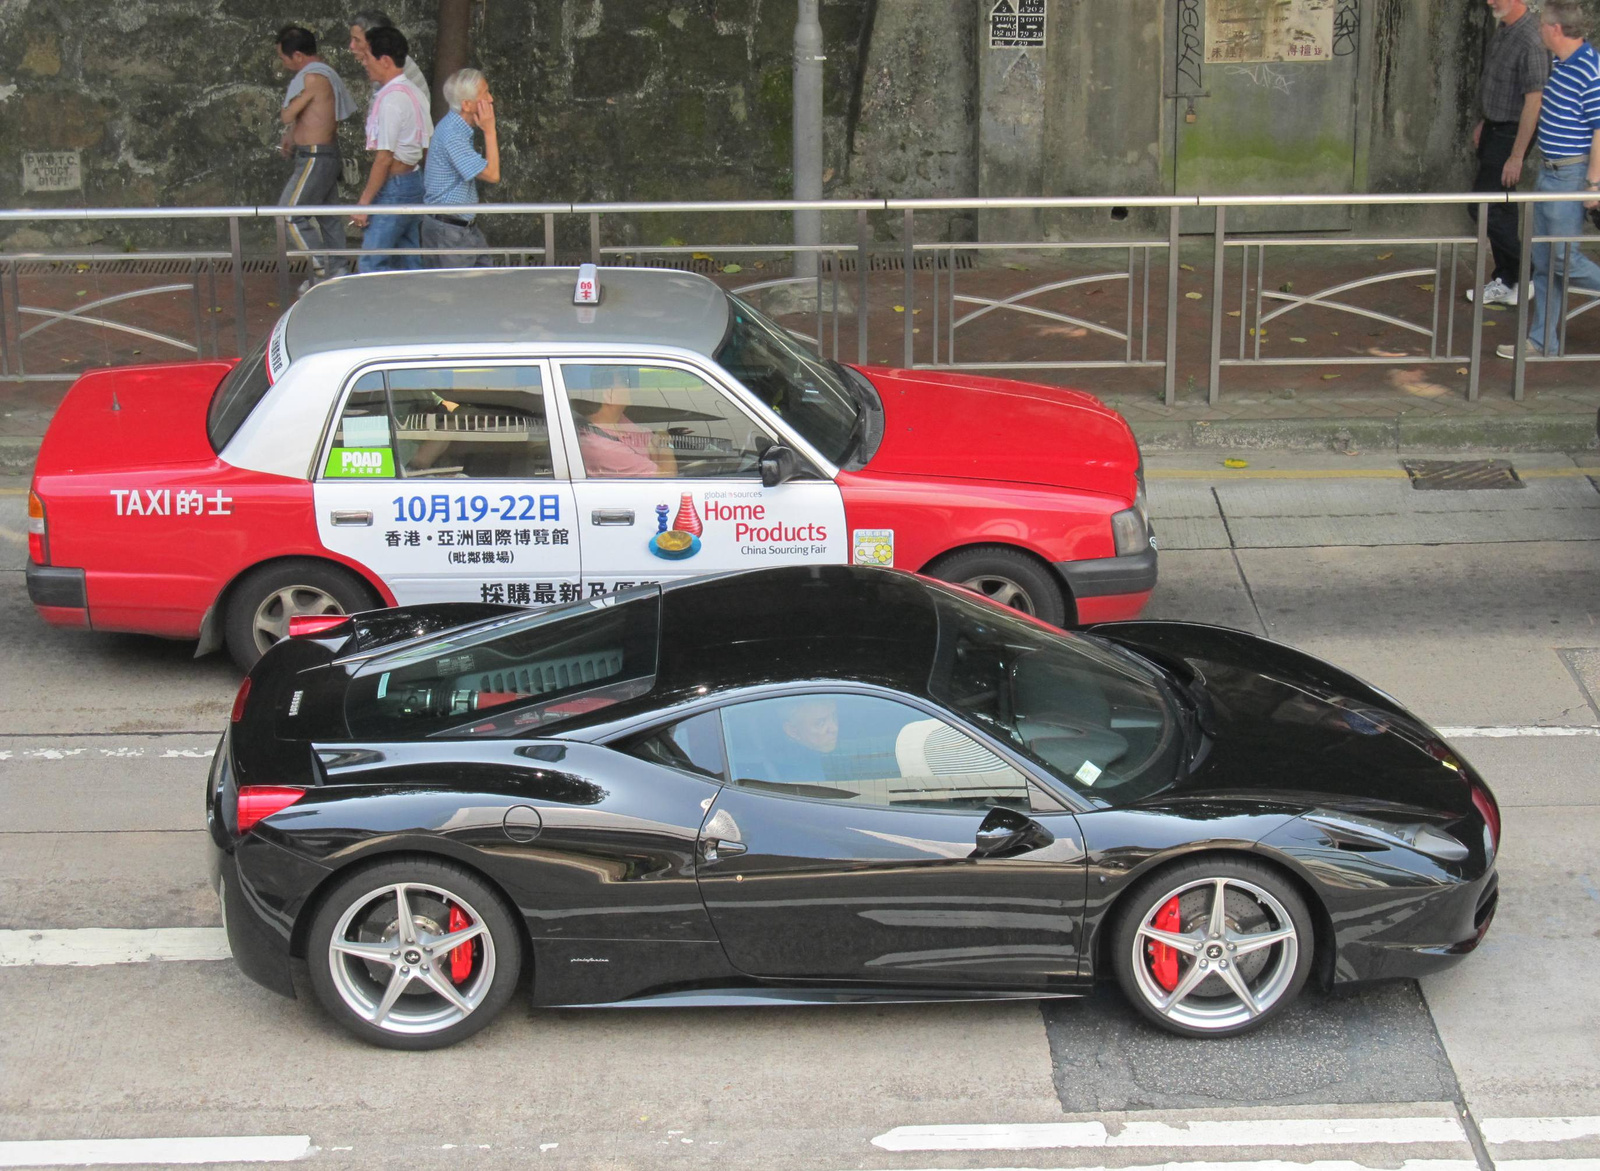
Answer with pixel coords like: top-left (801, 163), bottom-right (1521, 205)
top-left (1401, 459), bottom-right (1524, 490)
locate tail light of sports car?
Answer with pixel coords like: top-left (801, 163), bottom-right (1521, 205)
top-left (27, 491), bottom-right (48, 564)
top-left (236, 786), bottom-right (305, 834)
top-left (230, 677), bottom-right (252, 723)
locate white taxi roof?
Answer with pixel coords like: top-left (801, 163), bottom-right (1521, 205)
top-left (282, 267), bottom-right (733, 361)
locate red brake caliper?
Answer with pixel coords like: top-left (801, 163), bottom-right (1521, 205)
top-left (447, 905), bottom-right (472, 985)
top-left (1148, 896), bottom-right (1181, 991)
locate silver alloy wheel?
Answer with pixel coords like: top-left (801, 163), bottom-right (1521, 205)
top-left (251, 584), bottom-right (343, 654)
top-left (960, 573), bottom-right (1036, 614)
top-left (327, 881), bottom-right (497, 1036)
top-left (1129, 875), bottom-right (1299, 1032)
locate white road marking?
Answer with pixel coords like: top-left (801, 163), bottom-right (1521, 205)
top-left (1497, 1164), bottom-right (1600, 1171)
top-left (871, 1117), bottom-right (1469, 1152)
top-left (1484, 1118), bottom-right (1600, 1144)
top-left (849, 1162), bottom-right (1482, 1171)
top-left (0, 1135), bottom-right (309, 1167)
top-left (0, 928), bottom-right (229, 967)
top-left (0, 746), bottom-right (215, 763)
top-left (1436, 726), bottom-right (1600, 739)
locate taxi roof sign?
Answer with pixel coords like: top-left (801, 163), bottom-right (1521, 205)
top-left (573, 263), bottom-right (601, 306)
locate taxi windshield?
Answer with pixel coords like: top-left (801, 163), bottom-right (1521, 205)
top-left (714, 294), bottom-right (861, 465)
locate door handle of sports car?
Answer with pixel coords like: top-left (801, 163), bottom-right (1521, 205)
top-left (330, 510), bottom-right (373, 526)
top-left (591, 509), bottom-right (635, 526)
top-left (700, 837), bottom-right (747, 861)
top-left (971, 807), bottom-right (1054, 859)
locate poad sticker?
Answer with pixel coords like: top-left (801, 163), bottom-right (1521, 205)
top-left (852, 528), bottom-right (894, 566)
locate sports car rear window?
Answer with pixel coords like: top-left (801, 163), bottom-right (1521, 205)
top-left (206, 333), bottom-right (273, 453)
top-left (345, 590), bottom-right (662, 739)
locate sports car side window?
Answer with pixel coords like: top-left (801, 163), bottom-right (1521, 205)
top-left (562, 363), bottom-right (775, 480)
top-left (719, 694), bottom-right (1032, 813)
top-left (326, 366), bottom-right (553, 481)
top-left (622, 710), bottom-right (727, 782)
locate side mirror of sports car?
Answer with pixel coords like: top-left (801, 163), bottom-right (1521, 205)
top-left (760, 444), bottom-right (799, 488)
top-left (971, 806), bottom-right (1054, 859)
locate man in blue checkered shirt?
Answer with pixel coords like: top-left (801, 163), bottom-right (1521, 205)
top-left (421, 68), bottom-right (501, 268)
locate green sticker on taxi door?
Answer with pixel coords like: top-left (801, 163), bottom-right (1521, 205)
top-left (325, 447), bottom-right (396, 478)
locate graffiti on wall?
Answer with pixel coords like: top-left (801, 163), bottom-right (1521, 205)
top-left (1177, 0), bottom-right (1204, 91)
top-left (1333, 0), bottom-right (1360, 56)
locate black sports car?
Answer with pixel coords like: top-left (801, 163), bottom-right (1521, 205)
top-left (208, 566), bottom-right (1499, 1049)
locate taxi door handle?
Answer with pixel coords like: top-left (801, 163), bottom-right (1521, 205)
top-left (591, 509), bottom-right (634, 526)
top-left (330, 510), bottom-right (373, 527)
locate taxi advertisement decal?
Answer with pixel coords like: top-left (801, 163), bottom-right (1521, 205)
top-left (853, 528), bottom-right (894, 566)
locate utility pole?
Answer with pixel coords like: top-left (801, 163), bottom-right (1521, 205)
top-left (793, 0), bottom-right (824, 281)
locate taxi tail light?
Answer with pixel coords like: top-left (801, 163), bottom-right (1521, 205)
top-left (288, 614), bottom-right (352, 640)
top-left (236, 786), bottom-right (305, 835)
top-left (230, 677), bottom-right (252, 723)
top-left (27, 491), bottom-right (47, 564)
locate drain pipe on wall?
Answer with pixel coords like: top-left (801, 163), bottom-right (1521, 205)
top-left (793, 0), bottom-right (824, 281)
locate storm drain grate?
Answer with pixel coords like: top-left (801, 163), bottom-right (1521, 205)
top-left (1401, 459), bottom-right (1525, 490)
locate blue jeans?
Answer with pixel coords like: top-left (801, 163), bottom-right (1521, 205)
top-left (357, 170), bottom-right (423, 273)
top-left (1526, 161), bottom-right (1600, 355)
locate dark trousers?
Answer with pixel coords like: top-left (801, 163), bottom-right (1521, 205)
top-left (1470, 120), bottom-right (1523, 287)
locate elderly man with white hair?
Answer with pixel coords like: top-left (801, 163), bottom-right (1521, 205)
top-left (421, 67), bottom-right (501, 268)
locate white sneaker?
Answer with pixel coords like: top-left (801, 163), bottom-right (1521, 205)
top-left (1496, 339), bottom-right (1544, 359)
top-left (1467, 278), bottom-right (1522, 307)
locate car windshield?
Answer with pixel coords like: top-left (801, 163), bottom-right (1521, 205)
top-left (714, 293), bottom-right (861, 465)
top-left (345, 590), bottom-right (662, 739)
top-left (927, 583), bottom-right (1182, 804)
top-left (206, 332), bottom-right (273, 453)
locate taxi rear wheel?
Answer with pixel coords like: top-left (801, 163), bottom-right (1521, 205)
top-left (926, 547), bottom-right (1069, 627)
top-left (224, 560), bottom-right (377, 670)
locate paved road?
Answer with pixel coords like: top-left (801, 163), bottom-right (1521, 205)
top-left (1, 456), bottom-right (1598, 1170)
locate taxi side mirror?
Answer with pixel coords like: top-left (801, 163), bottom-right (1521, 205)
top-left (760, 444), bottom-right (798, 488)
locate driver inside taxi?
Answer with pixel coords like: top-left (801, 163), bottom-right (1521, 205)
top-left (574, 367), bottom-right (678, 478)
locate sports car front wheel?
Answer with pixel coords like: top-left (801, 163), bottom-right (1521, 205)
top-left (306, 859), bottom-right (522, 1050)
top-left (1111, 858), bottom-right (1313, 1038)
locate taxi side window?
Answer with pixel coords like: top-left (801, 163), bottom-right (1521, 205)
top-left (325, 366), bottom-right (553, 481)
top-left (562, 363), bottom-right (775, 480)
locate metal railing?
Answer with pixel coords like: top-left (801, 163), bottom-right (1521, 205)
top-left (1, 192), bottom-right (1595, 403)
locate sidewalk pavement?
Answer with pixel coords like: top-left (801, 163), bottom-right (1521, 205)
top-left (2, 240), bottom-right (1597, 474)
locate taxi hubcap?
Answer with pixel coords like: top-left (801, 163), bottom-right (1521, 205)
top-left (252, 585), bottom-right (343, 653)
top-left (961, 573), bottom-right (1035, 614)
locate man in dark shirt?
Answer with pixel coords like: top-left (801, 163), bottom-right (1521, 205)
top-left (1469, 0), bottom-right (1549, 308)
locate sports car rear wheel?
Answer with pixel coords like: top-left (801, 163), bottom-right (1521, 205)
top-left (1112, 858), bottom-right (1313, 1038)
top-left (926, 547), bottom-right (1068, 626)
top-left (306, 859), bottom-right (522, 1050)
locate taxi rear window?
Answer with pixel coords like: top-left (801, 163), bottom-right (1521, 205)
top-left (207, 333), bottom-right (273, 453)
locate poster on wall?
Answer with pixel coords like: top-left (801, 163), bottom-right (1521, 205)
top-left (1204, 0), bottom-right (1334, 63)
top-left (989, 0), bottom-right (1046, 49)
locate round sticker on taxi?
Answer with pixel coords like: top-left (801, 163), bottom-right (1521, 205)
top-left (325, 448), bottom-right (396, 478)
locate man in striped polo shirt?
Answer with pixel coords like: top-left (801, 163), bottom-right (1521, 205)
top-left (1504, 0), bottom-right (1600, 358)
top-left (421, 68), bottom-right (501, 268)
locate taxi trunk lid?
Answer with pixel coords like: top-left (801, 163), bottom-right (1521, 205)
top-left (34, 361), bottom-right (235, 476)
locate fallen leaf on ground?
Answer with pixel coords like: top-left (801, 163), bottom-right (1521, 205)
top-left (266, 301), bottom-right (279, 309)
top-left (1002, 262), bottom-right (1029, 271)
top-left (132, 349), bottom-right (141, 355)
top-left (1367, 347), bottom-right (1408, 358)
top-left (893, 305), bottom-right (905, 312)
top-left (1417, 284), bottom-right (1435, 292)
top-left (1484, 319), bottom-right (1498, 326)
top-left (663, 237), bottom-right (684, 247)
top-left (1035, 324), bottom-right (1089, 338)
top-left (692, 252), bottom-right (713, 261)
top-left (721, 263), bottom-right (742, 274)
top-left (753, 261), bottom-right (765, 269)
top-left (75, 290), bottom-right (86, 297)
top-left (74, 262), bottom-right (89, 272)
top-left (1331, 331), bottom-right (1339, 336)
top-left (1227, 310), bottom-right (1242, 317)
top-left (1180, 263), bottom-right (1195, 272)
top-left (1321, 373), bottom-right (1342, 380)
top-left (912, 308), bottom-right (921, 314)
top-left (1376, 252), bottom-right (1393, 260)
top-left (1290, 337), bottom-right (1307, 343)
top-left (1456, 367), bottom-right (1469, 374)
top-left (1280, 281), bottom-right (1294, 293)
top-left (1223, 458), bottom-right (1249, 468)
top-left (1186, 291), bottom-right (1203, 300)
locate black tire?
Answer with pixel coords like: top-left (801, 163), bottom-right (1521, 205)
top-left (223, 559), bottom-right (376, 671)
top-left (926, 546), bottom-right (1069, 626)
top-left (305, 857), bottom-right (523, 1050)
top-left (1110, 856), bottom-right (1314, 1039)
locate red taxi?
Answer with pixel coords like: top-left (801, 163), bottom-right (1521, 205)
top-left (27, 266), bottom-right (1155, 668)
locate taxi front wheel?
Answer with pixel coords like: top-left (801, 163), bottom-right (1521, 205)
top-left (224, 559), bottom-right (378, 670)
top-left (926, 547), bottom-right (1069, 627)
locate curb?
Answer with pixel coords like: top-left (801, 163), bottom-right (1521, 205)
top-left (1129, 413), bottom-right (1600, 453)
top-left (0, 437), bottom-right (40, 475)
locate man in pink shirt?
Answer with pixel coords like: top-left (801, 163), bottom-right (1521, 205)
top-left (574, 368), bottom-right (678, 478)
